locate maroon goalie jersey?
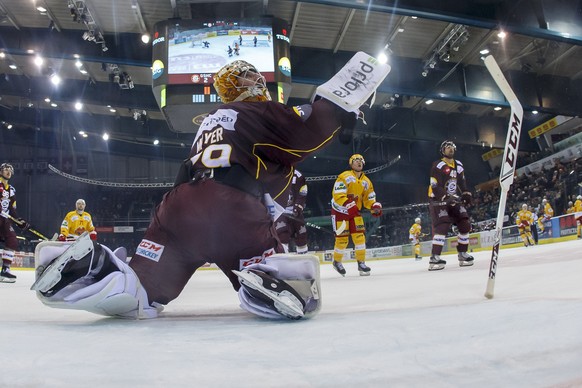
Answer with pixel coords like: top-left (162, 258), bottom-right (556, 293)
top-left (188, 99), bottom-right (341, 202)
top-left (129, 99), bottom-right (344, 305)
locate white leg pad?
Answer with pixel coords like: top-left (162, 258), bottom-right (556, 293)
top-left (313, 51), bottom-right (391, 113)
top-left (237, 254), bottom-right (322, 319)
top-left (35, 243), bottom-right (161, 319)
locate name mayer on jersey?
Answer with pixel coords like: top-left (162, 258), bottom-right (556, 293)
top-left (190, 109), bottom-right (238, 166)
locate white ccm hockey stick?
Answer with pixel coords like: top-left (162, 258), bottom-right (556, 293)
top-left (483, 55), bottom-right (524, 299)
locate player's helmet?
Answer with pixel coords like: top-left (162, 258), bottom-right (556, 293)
top-left (522, 203), bottom-right (528, 210)
top-left (349, 154), bottom-right (365, 166)
top-left (542, 198), bottom-right (547, 204)
top-left (578, 195), bottom-right (582, 200)
top-left (569, 201), bottom-right (573, 206)
top-left (0, 163), bottom-right (14, 175)
top-left (440, 140), bottom-right (456, 156)
top-left (415, 217), bottom-right (421, 224)
top-left (213, 60), bottom-right (271, 103)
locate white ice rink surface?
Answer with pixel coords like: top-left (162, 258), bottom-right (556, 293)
top-left (2, 239), bottom-right (582, 388)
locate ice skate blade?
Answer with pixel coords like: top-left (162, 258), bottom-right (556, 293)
top-left (30, 232), bottom-right (93, 293)
top-left (458, 261), bottom-right (474, 267)
top-left (358, 271), bottom-right (371, 277)
top-left (428, 265), bottom-right (445, 271)
top-left (0, 276), bottom-right (16, 283)
top-left (233, 270), bottom-right (304, 319)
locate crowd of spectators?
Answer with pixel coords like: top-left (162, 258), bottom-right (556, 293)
top-left (12, 151), bottom-right (582, 255)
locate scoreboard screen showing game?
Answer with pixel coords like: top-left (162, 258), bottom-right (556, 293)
top-left (151, 17), bottom-right (291, 133)
top-left (152, 18), bottom-right (291, 85)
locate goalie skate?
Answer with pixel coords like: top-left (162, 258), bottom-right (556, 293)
top-left (233, 269), bottom-right (305, 319)
top-left (30, 232), bottom-right (94, 293)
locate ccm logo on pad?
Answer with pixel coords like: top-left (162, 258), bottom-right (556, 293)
top-left (136, 239), bottom-right (165, 262)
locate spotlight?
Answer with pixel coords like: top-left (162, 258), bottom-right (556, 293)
top-left (50, 73), bottom-right (61, 86)
top-left (141, 33), bottom-right (150, 44)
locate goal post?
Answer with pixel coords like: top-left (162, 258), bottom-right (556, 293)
top-left (483, 55), bottom-right (524, 299)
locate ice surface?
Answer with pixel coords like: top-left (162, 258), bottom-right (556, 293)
top-left (2, 239), bottom-right (581, 387)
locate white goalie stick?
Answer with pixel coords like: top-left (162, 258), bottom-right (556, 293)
top-left (483, 55), bottom-right (524, 299)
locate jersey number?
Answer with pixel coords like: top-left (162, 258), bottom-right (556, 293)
top-left (190, 144), bottom-right (233, 168)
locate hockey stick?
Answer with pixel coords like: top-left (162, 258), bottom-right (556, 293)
top-left (1, 213), bottom-right (51, 241)
top-left (335, 220), bottom-right (347, 236)
top-left (483, 55), bottom-right (523, 299)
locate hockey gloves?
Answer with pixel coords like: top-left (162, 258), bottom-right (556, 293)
top-left (89, 231), bottom-right (98, 241)
top-left (57, 234), bottom-right (67, 241)
top-left (17, 218), bottom-right (30, 231)
top-left (344, 200), bottom-right (360, 218)
top-left (292, 204), bottom-right (304, 218)
top-left (461, 192), bottom-right (473, 206)
top-left (371, 202), bottom-right (383, 217)
top-left (444, 194), bottom-right (461, 207)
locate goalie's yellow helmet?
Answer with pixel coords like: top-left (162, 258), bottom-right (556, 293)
top-left (213, 60), bottom-right (271, 103)
top-left (349, 154), bottom-right (365, 166)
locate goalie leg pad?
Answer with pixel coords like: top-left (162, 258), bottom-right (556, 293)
top-left (313, 51), bottom-right (391, 113)
top-left (31, 232), bottom-right (94, 293)
top-left (34, 242), bottom-right (160, 319)
top-left (234, 254), bottom-right (322, 320)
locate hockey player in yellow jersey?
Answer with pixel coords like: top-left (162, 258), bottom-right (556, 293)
top-left (58, 199), bottom-right (97, 241)
top-left (409, 217), bottom-right (423, 260)
top-left (574, 195), bottom-right (582, 238)
top-left (537, 198), bottom-right (553, 233)
top-left (516, 203), bottom-right (535, 247)
top-left (330, 154), bottom-right (382, 276)
top-left (566, 201), bottom-right (575, 214)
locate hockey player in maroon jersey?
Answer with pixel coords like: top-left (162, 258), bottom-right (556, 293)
top-left (427, 141), bottom-right (474, 271)
top-left (275, 169), bottom-right (309, 254)
top-left (31, 54), bottom-right (391, 319)
top-left (0, 163), bottom-right (30, 283)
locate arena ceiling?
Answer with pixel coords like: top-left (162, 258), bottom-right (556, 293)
top-left (1, 0), bottom-right (582, 177)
